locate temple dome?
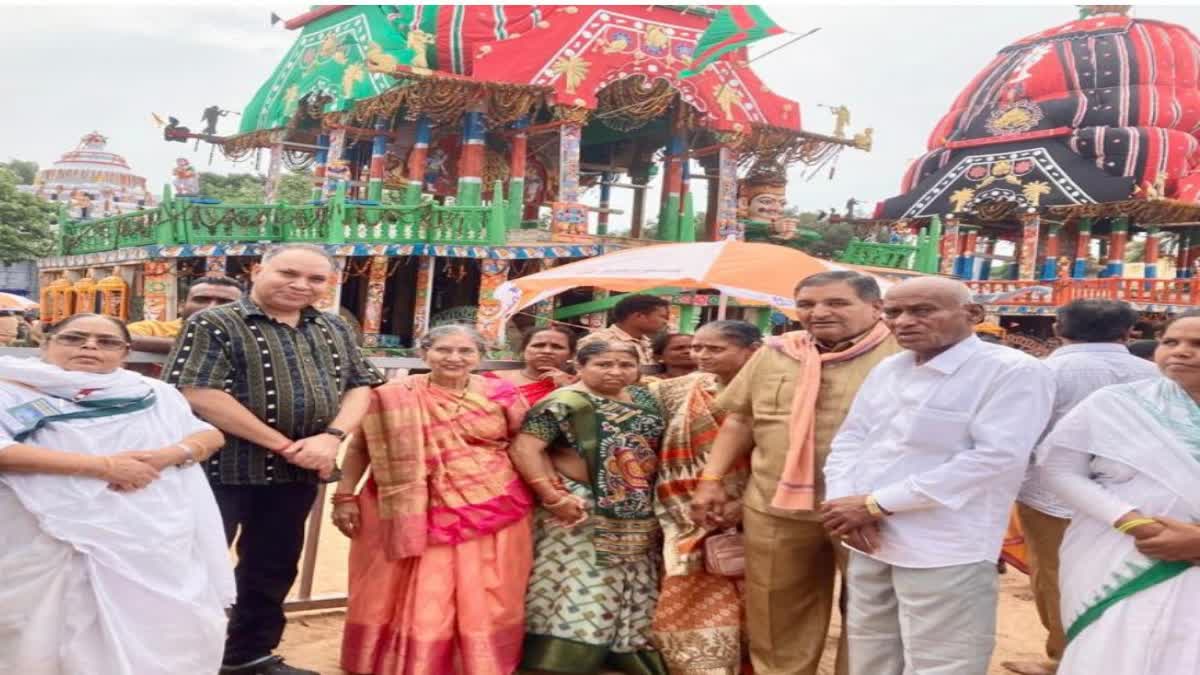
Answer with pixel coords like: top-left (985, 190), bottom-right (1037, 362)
top-left (27, 132), bottom-right (156, 218)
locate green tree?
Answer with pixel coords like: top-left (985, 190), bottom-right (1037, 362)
top-left (278, 171), bottom-right (316, 204)
top-left (0, 168), bottom-right (56, 263)
top-left (0, 160), bottom-right (38, 185)
top-left (197, 170), bottom-right (315, 203)
top-left (197, 172), bottom-right (265, 203)
top-left (777, 209), bottom-right (853, 259)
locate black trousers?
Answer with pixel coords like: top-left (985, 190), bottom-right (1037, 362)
top-left (211, 481), bottom-right (319, 666)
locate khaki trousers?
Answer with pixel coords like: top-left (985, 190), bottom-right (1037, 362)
top-left (743, 506), bottom-right (847, 675)
top-left (1017, 502), bottom-right (1070, 661)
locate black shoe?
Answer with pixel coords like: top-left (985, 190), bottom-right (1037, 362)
top-left (221, 655), bottom-right (319, 675)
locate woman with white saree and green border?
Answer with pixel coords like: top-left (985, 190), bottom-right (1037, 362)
top-left (0, 314), bottom-right (233, 674)
top-left (1038, 310), bottom-right (1200, 674)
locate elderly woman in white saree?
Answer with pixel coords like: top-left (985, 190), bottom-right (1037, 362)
top-left (0, 314), bottom-right (234, 675)
top-left (1038, 310), bottom-right (1200, 675)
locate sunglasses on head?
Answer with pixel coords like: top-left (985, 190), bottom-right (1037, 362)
top-left (52, 331), bottom-right (129, 351)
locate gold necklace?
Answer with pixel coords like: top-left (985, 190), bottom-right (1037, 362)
top-left (429, 377), bottom-right (471, 413)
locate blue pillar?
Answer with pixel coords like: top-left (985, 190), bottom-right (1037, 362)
top-left (958, 229), bottom-right (976, 280)
top-left (1040, 225), bottom-right (1061, 280)
top-left (597, 171), bottom-right (612, 236)
top-left (311, 133), bottom-right (330, 202)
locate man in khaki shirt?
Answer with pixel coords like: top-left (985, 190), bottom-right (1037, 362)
top-left (693, 271), bottom-right (900, 675)
top-left (577, 293), bottom-right (669, 365)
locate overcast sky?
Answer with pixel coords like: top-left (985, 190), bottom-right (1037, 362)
top-left (2, 4), bottom-right (1198, 224)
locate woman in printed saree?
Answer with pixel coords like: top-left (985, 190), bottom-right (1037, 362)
top-left (650, 321), bottom-right (762, 675)
top-left (333, 324), bottom-right (533, 675)
top-left (484, 324), bottom-right (578, 407)
top-left (0, 314), bottom-right (233, 674)
top-left (508, 339), bottom-right (667, 675)
top-left (1038, 310), bottom-right (1200, 675)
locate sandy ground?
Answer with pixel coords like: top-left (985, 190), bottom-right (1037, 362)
top-left (275, 515), bottom-right (1050, 674)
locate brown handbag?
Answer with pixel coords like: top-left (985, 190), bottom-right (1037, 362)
top-left (704, 529), bottom-right (745, 577)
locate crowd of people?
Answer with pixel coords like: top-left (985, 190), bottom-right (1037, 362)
top-left (1, 242), bottom-right (1198, 675)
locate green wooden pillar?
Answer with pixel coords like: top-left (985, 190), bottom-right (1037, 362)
top-left (677, 192), bottom-right (696, 243)
top-left (506, 117), bottom-right (529, 230)
top-left (926, 215), bottom-right (943, 273)
top-left (328, 182), bottom-right (346, 244)
top-left (657, 123), bottom-right (685, 241)
top-left (487, 181), bottom-right (507, 245)
top-left (155, 188), bottom-right (175, 246)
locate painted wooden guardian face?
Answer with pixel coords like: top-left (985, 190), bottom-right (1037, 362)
top-left (750, 191), bottom-right (787, 222)
top-left (737, 179), bottom-right (788, 222)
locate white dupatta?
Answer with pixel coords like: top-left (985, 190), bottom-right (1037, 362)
top-left (1036, 378), bottom-right (1200, 643)
top-left (0, 356), bottom-right (234, 675)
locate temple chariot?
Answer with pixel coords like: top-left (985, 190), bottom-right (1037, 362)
top-left (36, 5), bottom-right (862, 350)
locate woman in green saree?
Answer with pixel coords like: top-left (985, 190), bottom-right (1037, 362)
top-left (508, 339), bottom-right (667, 675)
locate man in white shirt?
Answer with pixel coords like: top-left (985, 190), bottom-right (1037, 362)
top-left (1003, 299), bottom-right (1159, 675)
top-left (820, 277), bottom-right (1055, 675)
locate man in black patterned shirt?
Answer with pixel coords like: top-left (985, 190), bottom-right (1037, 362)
top-left (165, 244), bottom-right (384, 675)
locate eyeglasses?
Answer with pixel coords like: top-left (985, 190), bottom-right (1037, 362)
top-left (51, 332), bottom-right (129, 351)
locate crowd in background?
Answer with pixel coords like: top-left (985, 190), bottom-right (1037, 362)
top-left (1, 243), bottom-right (1198, 675)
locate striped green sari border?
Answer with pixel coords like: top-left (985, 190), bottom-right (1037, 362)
top-left (1065, 559), bottom-right (1192, 644)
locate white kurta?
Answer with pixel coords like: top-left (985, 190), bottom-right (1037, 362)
top-left (1038, 378), bottom-right (1200, 675)
top-left (0, 370), bottom-right (235, 675)
top-left (825, 336), bottom-right (1055, 568)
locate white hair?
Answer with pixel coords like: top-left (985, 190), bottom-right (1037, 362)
top-left (418, 324), bottom-right (486, 353)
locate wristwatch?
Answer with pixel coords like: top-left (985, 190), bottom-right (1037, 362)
top-left (322, 427), bottom-right (348, 440)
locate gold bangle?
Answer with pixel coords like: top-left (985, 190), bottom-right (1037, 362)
top-left (1116, 517), bottom-right (1157, 534)
top-left (697, 473), bottom-right (723, 482)
top-left (865, 495), bottom-right (890, 517)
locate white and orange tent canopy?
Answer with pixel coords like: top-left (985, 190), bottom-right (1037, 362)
top-left (495, 240), bottom-right (921, 321)
top-left (0, 292), bottom-right (37, 311)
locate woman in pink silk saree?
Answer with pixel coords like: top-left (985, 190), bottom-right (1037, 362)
top-left (332, 326), bottom-right (534, 675)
